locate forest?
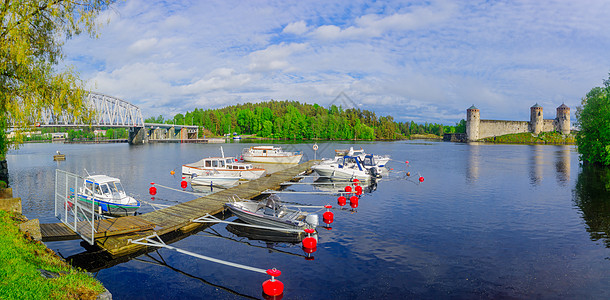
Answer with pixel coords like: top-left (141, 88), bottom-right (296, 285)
top-left (145, 100), bottom-right (466, 140)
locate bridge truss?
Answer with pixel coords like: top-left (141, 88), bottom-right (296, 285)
top-left (38, 92), bottom-right (144, 128)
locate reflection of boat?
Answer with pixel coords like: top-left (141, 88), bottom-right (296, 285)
top-left (225, 195), bottom-right (318, 230)
top-left (335, 147), bottom-right (390, 167)
top-left (226, 219), bottom-right (305, 244)
top-left (312, 155), bottom-right (381, 181)
top-left (73, 175), bottom-right (140, 216)
top-left (53, 151), bottom-right (66, 161)
top-left (182, 148), bottom-right (266, 180)
top-left (312, 177), bottom-right (378, 194)
top-left (190, 170), bottom-right (240, 188)
top-left (241, 145), bottom-right (303, 164)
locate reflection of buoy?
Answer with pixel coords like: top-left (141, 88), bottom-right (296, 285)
top-left (350, 196), bottom-right (359, 208)
top-left (419, 176), bottom-right (424, 183)
top-left (344, 186), bottom-right (352, 193)
top-left (337, 196), bottom-right (346, 206)
top-left (149, 182), bottom-right (157, 195)
top-left (262, 268), bottom-right (284, 297)
top-left (181, 177), bottom-right (188, 189)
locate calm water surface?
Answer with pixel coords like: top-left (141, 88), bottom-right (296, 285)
top-left (7, 141), bottom-right (610, 299)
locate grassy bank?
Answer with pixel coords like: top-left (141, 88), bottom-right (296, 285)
top-left (0, 210), bottom-right (106, 299)
top-left (481, 131), bottom-right (575, 144)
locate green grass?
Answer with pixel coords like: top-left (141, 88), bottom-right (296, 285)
top-left (0, 210), bottom-right (106, 300)
top-left (481, 131), bottom-right (575, 144)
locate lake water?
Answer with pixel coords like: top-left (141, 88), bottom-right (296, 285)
top-left (7, 141), bottom-right (610, 299)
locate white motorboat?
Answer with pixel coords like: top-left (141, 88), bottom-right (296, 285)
top-left (71, 174), bottom-right (140, 217)
top-left (190, 170), bottom-right (240, 188)
top-left (225, 195), bottom-right (319, 230)
top-left (335, 147), bottom-right (390, 167)
top-left (312, 155), bottom-right (382, 181)
top-left (182, 148), bottom-right (266, 180)
top-left (241, 145), bottom-right (303, 164)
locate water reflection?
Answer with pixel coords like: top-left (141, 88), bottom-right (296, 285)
top-left (466, 143), bottom-right (480, 182)
top-left (529, 145), bottom-right (544, 185)
top-left (555, 146), bottom-right (571, 185)
top-left (573, 164), bottom-right (610, 247)
top-left (312, 177), bottom-right (378, 194)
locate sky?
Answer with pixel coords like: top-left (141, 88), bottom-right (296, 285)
top-left (62, 0), bottom-right (610, 125)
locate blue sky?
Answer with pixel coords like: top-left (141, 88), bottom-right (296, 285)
top-left (62, 0), bottom-right (610, 125)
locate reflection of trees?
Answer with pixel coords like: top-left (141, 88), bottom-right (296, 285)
top-left (573, 165), bottom-right (610, 247)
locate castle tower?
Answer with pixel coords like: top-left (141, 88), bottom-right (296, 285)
top-left (530, 103), bottom-right (543, 134)
top-left (466, 105), bottom-right (480, 141)
top-left (556, 103), bottom-right (570, 135)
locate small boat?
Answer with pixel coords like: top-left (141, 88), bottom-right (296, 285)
top-left (72, 174), bottom-right (140, 217)
top-left (241, 145), bottom-right (303, 164)
top-left (189, 170), bottom-right (240, 188)
top-left (182, 148), bottom-right (266, 180)
top-left (335, 147), bottom-right (390, 167)
top-left (225, 195), bottom-right (319, 230)
top-left (53, 151), bottom-right (66, 161)
top-left (312, 155), bottom-right (381, 181)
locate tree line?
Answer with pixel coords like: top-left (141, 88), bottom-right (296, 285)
top-left (146, 100), bottom-right (466, 140)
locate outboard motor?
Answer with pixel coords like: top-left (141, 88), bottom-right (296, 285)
top-left (305, 214), bottom-right (319, 227)
top-left (368, 167), bottom-right (382, 179)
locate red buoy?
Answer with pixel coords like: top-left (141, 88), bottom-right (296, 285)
top-left (405, 160), bottom-right (409, 164)
top-left (262, 268), bottom-right (284, 297)
top-left (302, 228), bottom-right (317, 249)
top-left (350, 196), bottom-right (359, 208)
top-left (344, 186), bottom-right (352, 193)
top-left (149, 182), bottom-right (157, 195)
top-left (355, 185), bottom-right (363, 193)
top-left (337, 196), bottom-right (346, 206)
top-left (352, 178), bottom-right (359, 186)
top-left (419, 176), bottom-right (424, 183)
top-left (181, 177), bottom-right (188, 189)
top-left (323, 205), bottom-right (334, 224)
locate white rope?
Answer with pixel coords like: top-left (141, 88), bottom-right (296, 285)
top-left (154, 183), bottom-right (206, 196)
top-left (129, 232), bottom-right (267, 274)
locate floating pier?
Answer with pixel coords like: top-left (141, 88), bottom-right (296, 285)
top-left (41, 160), bottom-right (317, 258)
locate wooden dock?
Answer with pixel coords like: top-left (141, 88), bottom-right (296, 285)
top-left (41, 160), bottom-right (317, 258)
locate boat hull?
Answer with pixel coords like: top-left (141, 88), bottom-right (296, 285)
top-left (182, 165), bottom-right (265, 180)
top-left (191, 176), bottom-right (240, 188)
top-left (75, 195), bottom-right (140, 217)
top-left (242, 154), bottom-right (303, 164)
top-left (311, 165), bottom-right (372, 181)
top-left (226, 202), bottom-right (307, 230)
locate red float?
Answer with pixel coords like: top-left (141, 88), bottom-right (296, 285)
top-left (181, 177), bottom-right (188, 189)
top-left (405, 160), bottom-right (409, 164)
top-left (344, 186), bottom-right (352, 193)
top-left (355, 185), bottom-right (363, 193)
top-left (323, 205), bottom-right (334, 224)
top-left (302, 228), bottom-right (317, 249)
top-left (352, 178), bottom-right (359, 186)
top-left (419, 176), bottom-right (424, 183)
top-left (262, 268), bottom-right (284, 297)
top-left (149, 182), bottom-right (157, 195)
top-left (337, 196), bottom-right (346, 206)
top-left (350, 196), bottom-right (359, 208)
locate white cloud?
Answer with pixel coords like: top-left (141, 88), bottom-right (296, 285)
top-left (248, 43), bottom-right (308, 72)
top-left (283, 21), bottom-right (309, 35)
top-left (128, 38), bottom-right (158, 53)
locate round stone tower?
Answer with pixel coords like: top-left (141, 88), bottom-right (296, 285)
top-left (556, 103), bottom-right (570, 135)
top-left (466, 105), bottom-right (480, 141)
top-left (530, 103), bottom-right (543, 134)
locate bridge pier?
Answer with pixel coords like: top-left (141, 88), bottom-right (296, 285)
top-left (128, 127), bottom-right (147, 145)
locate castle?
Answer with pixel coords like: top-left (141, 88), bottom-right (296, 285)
top-left (466, 103), bottom-right (570, 142)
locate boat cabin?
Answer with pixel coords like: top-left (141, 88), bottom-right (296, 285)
top-left (199, 157), bottom-right (255, 170)
top-left (82, 175), bottom-right (127, 200)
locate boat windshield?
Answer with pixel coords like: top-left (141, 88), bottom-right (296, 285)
top-left (100, 184), bottom-right (111, 195)
top-left (108, 181), bottom-right (125, 194)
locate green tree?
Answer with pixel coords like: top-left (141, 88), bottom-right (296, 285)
top-left (576, 75), bottom-right (610, 166)
top-left (455, 119), bottom-right (466, 133)
top-left (1, 0), bottom-right (114, 158)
